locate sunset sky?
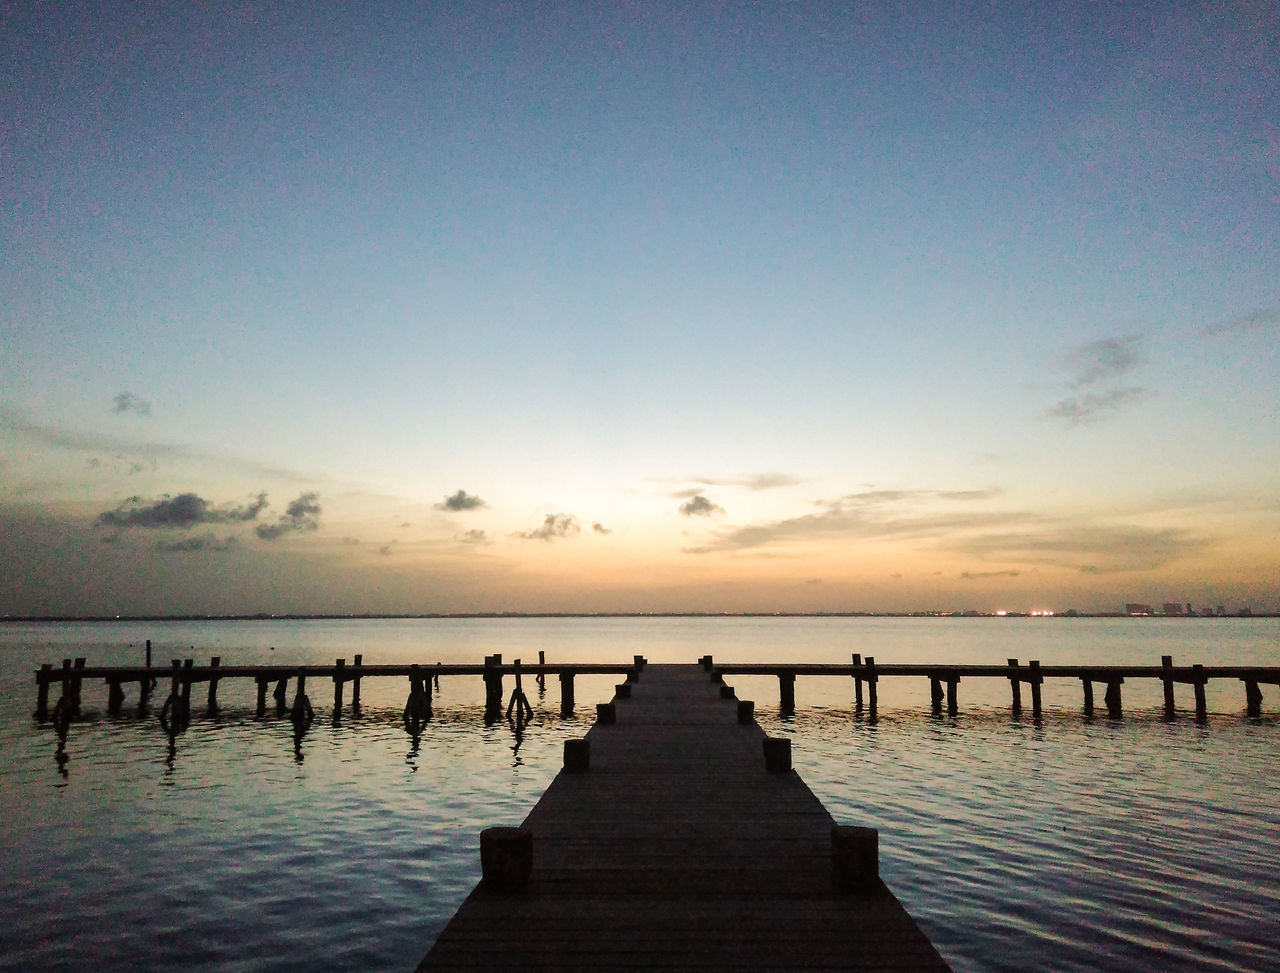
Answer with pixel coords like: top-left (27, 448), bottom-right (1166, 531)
top-left (3, 2), bottom-right (1277, 616)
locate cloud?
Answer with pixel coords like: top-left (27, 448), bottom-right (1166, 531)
top-left (959, 570), bottom-right (1020, 579)
top-left (685, 488), bottom-right (1011, 553)
top-left (1203, 307), bottom-right (1280, 337)
top-left (515, 513), bottom-right (580, 541)
top-left (679, 495), bottom-right (724, 517)
top-left (592, 522), bottom-right (612, 535)
top-left (1045, 387), bottom-right (1152, 425)
top-left (112, 392), bottom-right (152, 416)
top-left (1063, 335), bottom-right (1145, 388)
top-left (458, 529), bottom-right (490, 545)
top-left (436, 489), bottom-right (487, 512)
top-left (157, 534), bottom-right (238, 553)
top-left (97, 491), bottom-right (269, 529)
top-left (694, 473), bottom-right (802, 491)
top-left (254, 492), bottom-right (321, 540)
top-left (947, 525), bottom-right (1207, 573)
top-left (378, 540), bottom-right (397, 556)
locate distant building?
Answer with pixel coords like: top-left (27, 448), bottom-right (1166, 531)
top-left (1125, 603), bottom-right (1153, 616)
top-left (1162, 602), bottom-right (1183, 616)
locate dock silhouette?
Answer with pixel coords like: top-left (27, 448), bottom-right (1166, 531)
top-left (417, 663), bottom-right (950, 971)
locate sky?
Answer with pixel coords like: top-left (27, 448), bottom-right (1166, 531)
top-left (2, 1), bottom-right (1278, 616)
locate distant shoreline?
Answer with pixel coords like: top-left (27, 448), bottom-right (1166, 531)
top-left (2, 611), bottom-right (1273, 622)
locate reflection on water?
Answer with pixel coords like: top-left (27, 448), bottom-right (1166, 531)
top-left (1, 618), bottom-right (1278, 972)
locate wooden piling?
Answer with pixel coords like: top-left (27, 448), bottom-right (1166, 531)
top-left (718, 684), bottom-right (734, 700)
top-left (180, 659), bottom-right (194, 724)
top-left (779, 671), bottom-right (796, 714)
top-left (1082, 677), bottom-right (1095, 717)
top-left (537, 651), bottom-right (546, 689)
top-left (207, 656), bottom-right (221, 712)
top-left (929, 675), bottom-right (944, 715)
top-left (333, 658), bottom-right (345, 712)
top-left (256, 676), bottom-right (269, 716)
top-left (558, 671), bottom-right (575, 717)
top-left (1104, 678), bottom-right (1123, 718)
top-left (852, 653), bottom-right (864, 710)
top-left (290, 669), bottom-right (314, 724)
top-left (738, 699), bottom-right (755, 724)
top-left (563, 738), bottom-right (589, 773)
top-left (351, 654), bottom-right (363, 708)
top-left (479, 827), bottom-right (533, 892)
top-left (71, 658), bottom-right (85, 718)
top-left (831, 825), bottom-right (879, 894)
top-left (865, 657), bottom-right (878, 720)
top-left (273, 677), bottom-right (289, 712)
top-left (1029, 660), bottom-right (1042, 718)
top-left (1161, 655), bottom-right (1176, 718)
top-left (596, 702), bottom-right (616, 725)
top-left (107, 678), bottom-right (125, 716)
top-left (763, 736), bottom-right (792, 773)
top-left (35, 664), bottom-right (52, 721)
top-left (1008, 659), bottom-right (1022, 715)
top-left (946, 676), bottom-right (958, 716)
top-left (1193, 664), bottom-right (1207, 722)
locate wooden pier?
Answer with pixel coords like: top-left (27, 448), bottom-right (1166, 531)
top-left (418, 664), bottom-right (950, 971)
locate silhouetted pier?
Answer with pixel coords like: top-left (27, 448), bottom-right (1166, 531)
top-left (418, 663), bottom-right (949, 971)
top-left (711, 655), bottom-right (1280, 721)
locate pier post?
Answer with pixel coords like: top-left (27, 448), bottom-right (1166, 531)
top-left (405, 664), bottom-right (432, 725)
top-left (1081, 678), bottom-right (1094, 716)
top-left (719, 684), bottom-right (734, 700)
top-left (162, 660), bottom-right (182, 727)
top-left (145, 639), bottom-right (155, 691)
top-left (180, 659), bottom-right (194, 725)
top-left (1104, 678), bottom-right (1123, 718)
top-left (273, 677), bottom-right (289, 713)
top-left (256, 676), bottom-right (269, 716)
top-left (779, 672), bottom-right (796, 715)
top-left (1192, 664), bottom-right (1207, 722)
top-left (738, 699), bottom-right (755, 724)
top-left (929, 676), bottom-right (944, 715)
top-left (107, 678), bottom-right (125, 716)
top-left (865, 657), bottom-right (878, 721)
top-left (1029, 660), bottom-right (1042, 719)
top-left (596, 702), bottom-right (616, 725)
top-left (333, 658), bottom-right (345, 712)
top-left (946, 676), bottom-right (959, 716)
top-left (35, 664), bottom-right (52, 721)
top-left (290, 669), bottom-right (314, 724)
top-left (559, 671), bottom-right (575, 717)
top-left (1161, 656), bottom-right (1176, 718)
top-left (483, 655), bottom-right (503, 720)
top-left (563, 738), bottom-right (589, 772)
top-left (763, 737), bottom-right (792, 773)
top-left (619, 682), bottom-right (634, 699)
top-left (71, 658), bottom-right (85, 718)
top-left (1007, 659), bottom-right (1022, 715)
top-left (1243, 678), bottom-right (1263, 717)
top-left (207, 657), bottom-right (221, 712)
top-left (480, 827), bottom-right (533, 892)
top-left (537, 651), bottom-right (546, 689)
top-left (832, 825), bottom-right (879, 894)
top-left (852, 654), bottom-right (864, 710)
top-left (351, 654), bottom-right (363, 709)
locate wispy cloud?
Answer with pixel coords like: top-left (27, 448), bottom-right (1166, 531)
top-left (693, 473), bottom-right (802, 491)
top-left (946, 525), bottom-right (1207, 573)
top-left (1045, 335), bottom-right (1151, 425)
top-left (1045, 386), bottom-right (1152, 425)
top-left (98, 491), bottom-right (268, 529)
top-left (436, 489), bottom-right (487, 512)
top-left (592, 522), bottom-right (612, 535)
top-left (515, 513), bottom-right (580, 541)
top-left (457, 529), bottom-right (490, 545)
top-left (255, 492), bottom-right (321, 540)
top-left (679, 495), bottom-right (724, 518)
top-left (112, 392), bottom-right (152, 416)
top-left (157, 534), bottom-right (238, 553)
top-left (960, 569), bottom-right (1020, 579)
top-left (1203, 307), bottom-right (1280, 337)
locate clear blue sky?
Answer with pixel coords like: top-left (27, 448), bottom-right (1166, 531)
top-left (3, 1), bottom-right (1277, 615)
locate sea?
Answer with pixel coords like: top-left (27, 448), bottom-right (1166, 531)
top-left (1, 616), bottom-right (1277, 972)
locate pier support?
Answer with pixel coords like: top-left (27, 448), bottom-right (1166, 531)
top-left (763, 737), bottom-right (792, 773)
top-left (852, 654), bottom-right (864, 711)
top-left (1192, 664), bottom-right (1207, 722)
top-left (290, 670), bottom-right (314, 725)
top-left (779, 672), bottom-right (795, 715)
top-left (1082, 678), bottom-right (1095, 717)
top-left (1161, 656), bottom-right (1177, 718)
top-left (1103, 678), bottom-right (1123, 719)
top-left (738, 699), bottom-right (755, 724)
top-left (832, 825), bottom-right (879, 894)
top-left (480, 827), bottom-right (533, 892)
top-left (865, 657), bottom-right (878, 721)
top-left (351, 654), bottom-right (363, 709)
top-left (107, 678), bottom-right (125, 716)
top-left (256, 676), bottom-right (269, 716)
top-left (483, 655), bottom-right (503, 721)
top-left (558, 671), bottom-right (575, 717)
top-left (207, 657), bottom-right (221, 713)
top-left (35, 664), bottom-right (53, 722)
top-left (596, 702), bottom-right (616, 725)
top-left (563, 738), bottom-right (589, 772)
top-left (405, 665), bottom-right (432, 728)
top-left (333, 658), bottom-right (345, 713)
top-left (930, 676), bottom-right (944, 715)
top-left (1008, 659), bottom-right (1022, 716)
top-left (1244, 678), bottom-right (1263, 717)
top-left (273, 677), bottom-right (289, 713)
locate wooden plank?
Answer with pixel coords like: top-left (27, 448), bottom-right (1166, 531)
top-left (417, 665), bottom-right (951, 972)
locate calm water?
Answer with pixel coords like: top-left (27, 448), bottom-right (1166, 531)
top-left (1, 617), bottom-right (1277, 971)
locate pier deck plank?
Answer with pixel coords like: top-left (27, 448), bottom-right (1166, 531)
top-left (418, 664), bottom-right (950, 971)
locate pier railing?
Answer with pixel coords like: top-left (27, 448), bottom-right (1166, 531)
top-left (706, 654), bottom-right (1280, 721)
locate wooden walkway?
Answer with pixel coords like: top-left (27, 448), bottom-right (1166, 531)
top-left (418, 664), bottom-right (950, 971)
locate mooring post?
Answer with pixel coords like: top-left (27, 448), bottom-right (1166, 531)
top-left (290, 669), bottom-right (314, 724)
top-left (180, 659), bottom-right (194, 724)
top-left (763, 737), bottom-right (792, 773)
top-left (738, 699), bottom-right (755, 724)
top-left (351, 654), bottom-right (363, 708)
top-left (563, 738), bottom-right (589, 772)
top-left (537, 651), bottom-right (546, 689)
top-left (865, 657), bottom-right (878, 720)
top-left (160, 659), bottom-right (182, 727)
top-left (145, 639), bottom-right (155, 690)
top-left (1007, 659), bottom-right (1022, 715)
top-left (719, 684), bottom-right (734, 700)
top-left (1029, 660), bottom-right (1042, 719)
top-left (71, 658), bottom-right (85, 718)
top-left (1243, 678), bottom-right (1263, 717)
top-left (107, 677), bottom-right (125, 716)
top-left (1192, 664), bottom-right (1207, 722)
top-left (779, 671), bottom-right (796, 714)
top-left (207, 656), bottom-right (221, 712)
top-left (559, 671), bottom-right (575, 717)
top-left (946, 675), bottom-right (959, 716)
top-left (596, 701), bottom-right (616, 725)
top-left (633, 654), bottom-right (645, 669)
top-left (480, 827), bottom-right (533, 892)
top-left (333, 658), bottom-right (345, 712)
top-left (1161, 655), bottom-right (1176, 718)
top-left (1081, 677), bottom-right (1095, 716)
top-left (273, 677), bottom-right (289, 712)
top-left (1104, 678), bottom-right (1123, 718)
top-left (852, 653), bottom-right (864, 710)
top-left (256, 676), bottom-right (269, 716)
top-left (832, 825), bottom-right (879, 894)
top-left (405, 664), bottom-right (432, 725)
top-left (36, 663), bottom-right (53, 721)
top-left (619, 682), bottom-right (634, 699)
top-left (484, 654), bottom-right (503, 718)
top-left (929, 675), bottom-right (944, 715)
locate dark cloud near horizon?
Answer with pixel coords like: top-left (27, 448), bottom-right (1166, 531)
top-left (592, 522), bottom-right (612, 535)
top-left (112, 392), bottom-right (152, 416)
top-left (515, 513), bottom-right (579, 541)
top-left (960, 569), bottom-right (1020, 579)
top-left (679, 495), bottom-right (724, 518)
top-left (436, 489), bottom-right (487, 512)
top-left (254, 492), bottom-right (321, 540)
top-left (157, 534), bottom-right (238, 553)
top-left (97, 491), bottom-right (268, 529)
top-left (1202, 306), bottom-right (1279, 337)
